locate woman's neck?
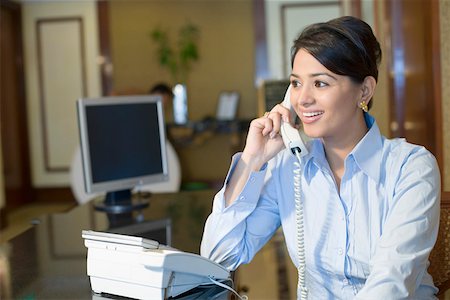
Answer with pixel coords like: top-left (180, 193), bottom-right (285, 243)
top-left (322, 117), bottom-right (369, 190)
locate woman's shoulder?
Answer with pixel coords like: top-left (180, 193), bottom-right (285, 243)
top-left (382, 137), bottom-right (438, 174)
top-left (383, 137), bottom-right (434, 157)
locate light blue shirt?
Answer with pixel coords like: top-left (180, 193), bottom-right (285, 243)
top-left (201, 114), bottom-right (440, 299)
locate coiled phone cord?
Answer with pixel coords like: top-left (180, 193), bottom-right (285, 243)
top-left (294, 149), bottom-right (308, 299)
top-left (207, 276), bottom-right (248, 300)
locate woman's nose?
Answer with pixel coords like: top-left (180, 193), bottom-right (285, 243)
top-left (293, 86), bottom-right (314, 107)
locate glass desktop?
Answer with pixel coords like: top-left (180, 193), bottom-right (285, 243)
top-left (0, 190), bottom-right (233, 299)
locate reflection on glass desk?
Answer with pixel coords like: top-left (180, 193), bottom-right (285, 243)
top-left (0, 190), bottom-right (235, 300)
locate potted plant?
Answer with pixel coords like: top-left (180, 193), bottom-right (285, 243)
top-left (151, 23), bottom-right (200, 83)
top-left (150, 23), bottom-right (200, 124)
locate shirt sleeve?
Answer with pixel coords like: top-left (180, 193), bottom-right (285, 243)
top-left (200, 153), bottom-right (281, 271)
top-left (356, 148), bottom-right (440, 299)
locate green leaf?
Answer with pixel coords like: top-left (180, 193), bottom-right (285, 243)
top-left (150, 23), bottom-right (200, 83)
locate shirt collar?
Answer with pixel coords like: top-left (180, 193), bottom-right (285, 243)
top-left (349, 113), bottom-right (383, 183)
top-left (305, 113), bottom-right (383, 183)
top-left (303, 140), bottom-right (327, 180)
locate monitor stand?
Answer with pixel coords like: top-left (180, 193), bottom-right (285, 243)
top-left (93, 189), bottom-right (149, 228)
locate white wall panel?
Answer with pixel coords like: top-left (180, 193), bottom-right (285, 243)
top-left (22, 1), bottom-right (101, 187)
top-left (264, 0), bottom-right (347, 79)
top-left (282, 3), bottom-right (341, 75)
top-left (38, 19), bottom-right (84, 170)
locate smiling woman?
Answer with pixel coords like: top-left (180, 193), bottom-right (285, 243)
top-left (290, 16), bottom-right (381, 111)
top-left (201, 16), bottom-right (440, 300)
top-left (289, 49), bottom-right (376, 148)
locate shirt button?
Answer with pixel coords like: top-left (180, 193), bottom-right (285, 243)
top-left (343, 278), bottom-right (349, 285)
top-left (239, 196), bottom-right (245, 200)
top-left (338, 248), bottom-right (343, 255)
top-left (249, 176), bottom-right (255, 182)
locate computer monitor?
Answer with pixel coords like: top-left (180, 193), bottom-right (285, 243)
top-left (76, 95), bottom-right (169, 213)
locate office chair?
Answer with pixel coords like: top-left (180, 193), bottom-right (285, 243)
top-left (429, 205), bottom-right (450, 299)
top-left (69, 141), bottom-right (181, 204)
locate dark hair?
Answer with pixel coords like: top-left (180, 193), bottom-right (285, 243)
top-left (149, 83), bottom-right (174, 97)
top-left (291, 16), bottom-right (381, 109)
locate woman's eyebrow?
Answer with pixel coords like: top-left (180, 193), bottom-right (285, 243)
top-left (290, 72), bottom-right (337, 80)
top-left (310, 72), bottom-right (338, 80)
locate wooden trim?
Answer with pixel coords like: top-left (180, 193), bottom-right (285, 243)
top-left (387, 0), bottom-right (407, 138)
top-left (350, 0), bottom-right (362, 18)
top-left (383, 0), bottom-right (393, 138)
top-left (1, 0), bottom-right (33, 209)
top-left (253, 0), bottom-right (270, 82)
top-left (373, 0), bottom-right (380, 36)
top-left (442, 192), bottom-right (450, 208)
top-left (0, 206), bottom-right (7, 229)
top-left (422, 1), bottom-right (437, 156)
top-left (36, 17), bottom-right (87, 172)
top-left (0, 0), bottom-right (18, 10)
top-left (12, 0), bottom-right (31, 195)
top-left (430, 0), bottom-right (447, 201)
top-left (280, 1), bottom-right (343, 75)
top-left (33, 187), bottom-right (76, 204)
top-left (97, 1), bottom-right (113, 96)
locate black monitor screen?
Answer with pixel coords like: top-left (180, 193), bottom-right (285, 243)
top-left (77, 95), bottom-right (168, 194)
top-left (86, 103), bottom-right (162, 182)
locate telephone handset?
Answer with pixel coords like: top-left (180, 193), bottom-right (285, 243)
top-left (279, 85), bottom-right (309, 299)
top-left (280, 85), bottom-right (309, 157)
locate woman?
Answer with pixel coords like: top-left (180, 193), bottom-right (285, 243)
top-left (200, 16), bottom-right (440, 299)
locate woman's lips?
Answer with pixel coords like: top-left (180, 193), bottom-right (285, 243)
top-left (301, 111), bottom-right (324, 124)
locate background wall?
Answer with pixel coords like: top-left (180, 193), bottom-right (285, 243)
top-left (9, 0), bottom-right (446, 190)
top-left (107, 0), bottom-right (395, 184)
top-left (108, 0), bottom-right (256, 183)
top-left (265, 0), bottom-right (343, 80)
top-left (109, 0), bottom-right (256, 121)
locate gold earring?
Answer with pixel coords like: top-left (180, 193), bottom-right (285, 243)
top-left (359, 100), bottom-right (368, 113)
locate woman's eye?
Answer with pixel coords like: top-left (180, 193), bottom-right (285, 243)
top-left (314, 81), bottom-right (328, 88)
top-left (291, 80), bottom-right (301, 88)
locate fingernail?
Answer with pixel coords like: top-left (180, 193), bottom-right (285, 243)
top-left (283, 115), bottom-right (288, 122)
top-left (269, 131), bottom-right (276, 139)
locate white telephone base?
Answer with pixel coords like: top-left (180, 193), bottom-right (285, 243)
top-left (82, 230), bottom-right (230, 300)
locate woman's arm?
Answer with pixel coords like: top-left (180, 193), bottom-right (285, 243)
top-left (201, 104), bottom-right (293, 269)
top-left (200, 153), bottom-right (282, 270)
top-left (224, 105), bottom-right (293, 207)
top-left (356, 148), bottom-right (440, 299)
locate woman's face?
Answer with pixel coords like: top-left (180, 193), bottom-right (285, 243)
top-left (290, 49), bottom-right (365, 142)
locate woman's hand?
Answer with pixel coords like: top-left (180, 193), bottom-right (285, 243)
top-left (224, 103), bottom-right (294, 206)
top-left (241, 104), bottom-right (293, 170)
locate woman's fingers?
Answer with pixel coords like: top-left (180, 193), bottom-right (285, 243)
top-left (267, 111), bottom-right (281, 139)
top-left (250, 105), bottom-right (293, 141)
top-left (272, 103), bottom-right (292, 124)
top-left (244, 110), bottom-right (286, 162)
top-left (264, 104), bottom-right (293, 138)
top-left (250, 116), bottom-right (272, 136)
top-left (254, 112), bottom-right (281, 138)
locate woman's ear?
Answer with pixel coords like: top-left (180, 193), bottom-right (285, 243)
top-left (361, 76), bottom-right (377, 105)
